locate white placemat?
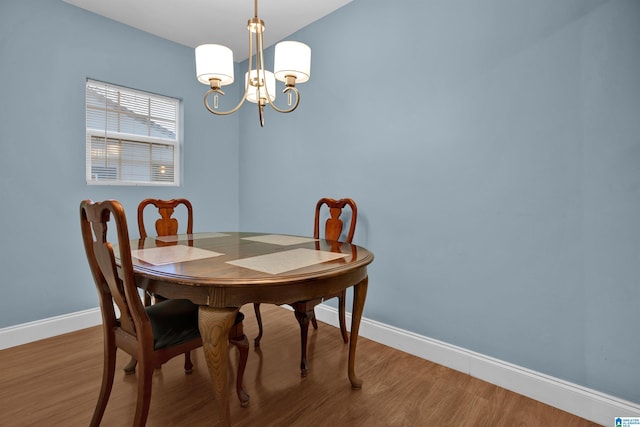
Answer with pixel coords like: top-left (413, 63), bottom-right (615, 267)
top-left (131, 245), bottom-right (223, 265)
top-left (226, 248), bottom-right (348, 275)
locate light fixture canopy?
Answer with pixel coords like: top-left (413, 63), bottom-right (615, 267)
top-left (195, 0), bottom-right (311, 127)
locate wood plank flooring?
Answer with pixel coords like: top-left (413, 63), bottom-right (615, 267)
top-left (0, 304), bottom-right (602, 427)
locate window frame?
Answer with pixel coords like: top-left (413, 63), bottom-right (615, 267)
top-left (85, 79), bottom-right (181, 187)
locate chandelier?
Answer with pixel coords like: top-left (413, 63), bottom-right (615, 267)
top-left (195, 0), bottom-right (311, 127)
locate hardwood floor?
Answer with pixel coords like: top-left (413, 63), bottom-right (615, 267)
top-left (0, 304), bottom-right (601, 427)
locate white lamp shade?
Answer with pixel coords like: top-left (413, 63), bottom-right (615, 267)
top-left (245, 70), bottom-right (276, 103)
top-left (195, 44), bottom-right (234, 86)
top-left (274, 41), bottom-right (311, 83)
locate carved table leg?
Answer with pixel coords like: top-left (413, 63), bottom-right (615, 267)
top-left (348, 276), bottom-right (368, 389)
top-left (199, 306), bottom-right (239, 427)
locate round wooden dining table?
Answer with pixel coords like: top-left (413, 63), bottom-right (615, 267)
top-left (129, 232), bottom-right (374, 426)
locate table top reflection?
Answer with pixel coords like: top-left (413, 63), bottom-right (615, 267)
top-left (130, 231), bottom-right (373, 308)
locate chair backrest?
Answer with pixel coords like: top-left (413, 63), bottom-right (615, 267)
top-left (80, 199), bottom-right (152, 345)
top-left (313, 198), bottom-right (358, 243)
top-left (137, 198), bottom-right (194, 239)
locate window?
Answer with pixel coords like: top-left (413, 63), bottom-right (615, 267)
top-left (86, 79), bottom-right (180, 186)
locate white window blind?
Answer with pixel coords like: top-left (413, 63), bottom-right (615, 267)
top-left (86, 79), bottom-right (180, 186)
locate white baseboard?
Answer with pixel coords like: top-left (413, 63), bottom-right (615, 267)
top-left (313, 304), bottom-right (640, 427)
top-left (2, 304), bottom-right (638, 426)
top-left (0, 308), bottom-right (102, 350)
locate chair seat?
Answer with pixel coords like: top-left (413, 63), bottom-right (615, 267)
top-left (147, 299), bottom-right (244, 350)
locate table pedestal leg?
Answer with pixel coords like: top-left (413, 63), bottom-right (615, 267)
top-left (348, 276), bottom-right (368, 389)
top-left (199, 306), bottom-right (238, 427)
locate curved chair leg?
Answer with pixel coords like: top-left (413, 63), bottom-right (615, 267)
top-left (229, 334), bottom-right (250, 407)
top-left (90, 340), bottom-right (117, 427)
top-left (132, 359), bottom-right (154, 427)
top-left (253, 303), bottom-right (263, 347)
top-left (293, 306), bottom-right (314, 377)
top-left (337, 290), bottom-right (349, 343)
top-left (183, 351), bottom-right (194, 374)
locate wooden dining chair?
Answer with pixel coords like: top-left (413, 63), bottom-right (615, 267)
top-left (80, 199), bottom-right (249, 427)
top-left (137, 198), bottom-right (193, 306)
top-left (137, 198), bottom-right (194, 241)
top-left (253, 197), bottom-right (357, 376)
top-left (128, 198), bottom-right (194, 373)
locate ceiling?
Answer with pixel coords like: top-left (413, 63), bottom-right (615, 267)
top-left (63, 0), bottom-right (352, 60)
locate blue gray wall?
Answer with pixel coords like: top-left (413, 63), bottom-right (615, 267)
top-left (238, 0), bottom-right (640, 404)
top-left (1, 0), bottom-right (639, 407)
top-left (0, 0), bottom-right (240, 324)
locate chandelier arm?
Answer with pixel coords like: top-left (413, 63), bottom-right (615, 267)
top-left (267, 86), bottom-right (301, 113)
top-left (203, 89), bottom-right (248, 115)
top-left (203, 16), bottom-right (257, 117)
top-left (245, 16), bottom-right (257, 98)
top-left (255, 19), bottom-right (272, 105)
top-left (254, 22), bottom-right (300, 115)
